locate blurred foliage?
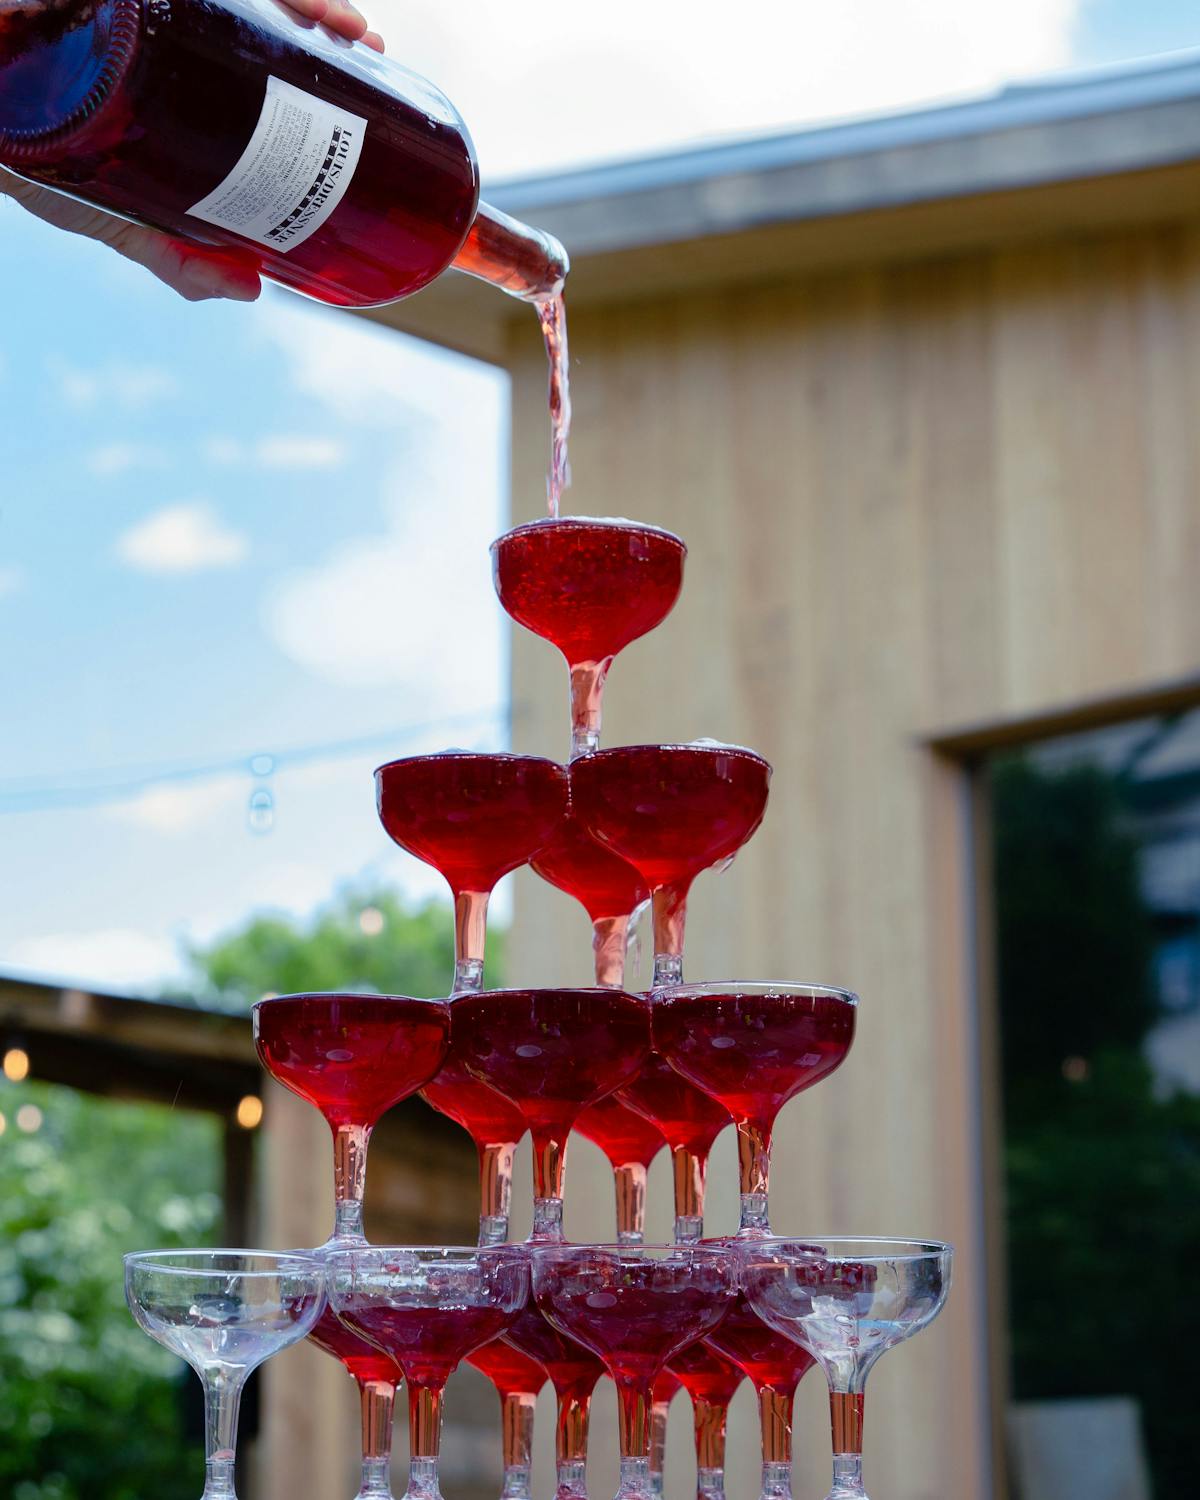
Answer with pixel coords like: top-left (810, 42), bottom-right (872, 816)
top-left (3, 883), bottom-right (475, 1498)
top-left (182, 883), bottom-right (493, 1007)
top-left (993, 754), bottom-right (1200, 1498)
top-left (0, 1084), bottom-right (219, 1500)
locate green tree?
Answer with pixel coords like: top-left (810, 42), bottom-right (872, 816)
top-left (993, 754), bottom-right (1200, 1498)
top-left (184, 884), bottom-right (498, 1008)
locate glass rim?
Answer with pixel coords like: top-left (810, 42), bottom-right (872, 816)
top-left (528, 1242), bottom-right (736, 1258)
top-left (490, 515), bottom-right (686, 550)
top-left (451, 985), bottom-right (643, 1002)
top-left (732, 1235), bottom-right (953, 1261)
top-left (571, 742), bottom-right (769, 768)
top-left (374, 749), bottom-right (565, 777)
top-left (123, 1249), bottom-right (323, 1275)
top-left (650, 981), bottom-right (859, 1006)
top-left (252, 991), bottom-right (446, 1012)
top-left (323, 1244), bottom-right (529, 1262)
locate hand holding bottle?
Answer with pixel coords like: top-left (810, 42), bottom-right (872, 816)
top-left (0, 0), bottom-right (383, 302)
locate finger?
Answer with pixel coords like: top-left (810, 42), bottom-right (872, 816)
top-left (278, 0), bottom-right (330, 21)
top-left (97, 214), bottom-right (262, 302)
top-left (321, 0), bottom-right (369, 42)
top-left (361, 28), bottom-right (384, 51)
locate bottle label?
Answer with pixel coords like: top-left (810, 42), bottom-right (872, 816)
top-left (187, 76), bottom-right (365, 252)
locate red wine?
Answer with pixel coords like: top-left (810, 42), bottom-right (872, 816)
top-left (466, 1336), bottom-right (547, 1397)
top-left (619, 1052), bottom-right (730, 1160)
top-left (420, 1055), bottom-right (527, 1150)
top-left (537, 293), bottom-right (572, 517)
top-left (651, 987), bottom-right (856, 1133)
top-left (704, 1292), bottom-right (815, 1395)
top-left (252, 993), bottom-right (449, 1128)
top-left (451, 988), bottom-right (650, 1145)
top-left (492, 519), bottom-right (685, 669)
top-left (0, 0), bottom-right (565, 308)
top-left (575, 1092), bottom-right (666, 1170)
top-left (308, 1303), bottom-right (401, 1386)
top-left (376, 752), bottom-right (568, 896)
top-left (534, 1249), bottom-right (735, 1388)
top-left (652, 1368), bottom-right (682, 1403)
top-left (504, 1304), bottom-right (604, 1399)
top-left (667, 1340), bottom-right (744, 1409)
top-left (340, 1301), bottom-right (513, 1387)
top-left (530, 811), bottom-right (648, 924)
top-left (571, 745), bottom-right (771, 892)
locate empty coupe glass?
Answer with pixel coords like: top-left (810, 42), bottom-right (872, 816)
top-left (124, 1250), bottom-right (325, 1500)
top-left (739, 1238), bottom-right (953, 1500)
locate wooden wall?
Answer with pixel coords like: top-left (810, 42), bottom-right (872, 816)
top-left (502, 214), bottom-right (1200, 1500)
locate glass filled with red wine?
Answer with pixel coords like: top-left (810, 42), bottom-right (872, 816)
top-left (665, 1340), bottom-right (745, 1500)
top-left (328, 1246), bottom-right (530, 1500)
top-left (530, 809), bottom-right (649, 988)
top-left (492, 518), bottom-right (686, 759)
top-left (504, 1304), bottom-right (605, 1500)
top-left (450, 987), bottom-right (651, 1241)
top-left (574, 1091), bottom-right (667, 1246)
top-left (252, 992), bottom-right (449, 1247)
top-left (650, 983), bottom-right (857, 1235)
top-left (376, 751), bottom-right (568, 993)
top-left (307, 1298), bottom-right (405, 1500)
top-left (464, 1338), bottom-right (547, 1500)
top-left (570, 742), bottom-right (771, 985)
top-left (704, 1289), bottom-right (818, 1500)
top-left (531, 1244), bottom-right (737, 1500)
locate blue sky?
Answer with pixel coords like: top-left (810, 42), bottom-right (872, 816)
top-left (0, 3), bottom-right (1195, 993)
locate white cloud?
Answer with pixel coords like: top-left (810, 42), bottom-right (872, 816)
top-left (245, 860), bottom-right (332, 916)
top-left (116, 502), bottom-right (248, 574)
top-left (2, 928), bottom-right (181, 992)
top-left (376, 0), bottom-right (1080, 177)
top-left (103, 775), bottom-right (245, 835)
top-left (0, 567), bottom-right (22, 598)
top-left (86, 441), bottom-right (167, 476)
top-left (254, 435), bottom-right (345, 469)
top-left (51, 358), bottom-right (178, 411)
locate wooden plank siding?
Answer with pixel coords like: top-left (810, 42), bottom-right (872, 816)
top-left (502, 213), bottom-right (1200, 1500)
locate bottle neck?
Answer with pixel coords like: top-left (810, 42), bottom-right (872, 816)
top-left (452, 200), bottom-right (569, 304)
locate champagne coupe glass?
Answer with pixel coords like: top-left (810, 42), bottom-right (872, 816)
top-left (328, 1246), bottom-right (531, 1500)
top-left (308, 1295), bottom-right (406, 1500)
top-left (375, 751), bottom-right (568, 992)
top-left (504, 1303), bottom-right (606, 1500)
top-left (420, 1049), bottom-right (529, 1247)
top-left (531, 1244), bottom-right (738, 1500)
top-left (619, 1052), bottom-right (731, 1244)
top-left (491, 517), bottom-right (687, 760)
top-left (739, 1238), bottom-right (954, 1500)
top-left (649, 1369), bottom-right (681, 1500)
top-left (253, 993), bottom-right (449, 1248)
top-left (706, 1291), bottom-right (818, 1500)
top-left (651, 983), bottom-right (857, 1236)
top-left (570, 743), bottom-right (771, 985)
top-left (452, 987), bottom-right (651, 1241)
top-left (530, 809), bottom-right (649, 986)
top-left (575, 1092), bottom-right (667, 1245)
top-left (667, 1341), bottom-right (745, 1500)
top-left (125, 1250), bottom-right (325, 1500)
top-left (465, 1338), bottom-right (548, 1500)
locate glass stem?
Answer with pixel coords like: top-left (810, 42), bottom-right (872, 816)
top-left (827, 1388), bottom-right (866, 1497)
top-left (556, 1382), bottom-right (594, 1465)
top-left (592, 914), bottom-right (629, 987)
top-left (357, 1378), bottom-right (396, 1499)
top-left (614, 1162), bottom-right (648, 1245)
top-left (556, 1458), bottom-right (587, 1500)
top-left (407, 1384), bottom-right (444, 1500)
top-left (332, 1121), bottom-right (372, 1244)
top-left (453, 889), bottom-right (490, 993)
top-left (692, 1396), bottom-right (728, 1475)
top-left (650, 1398), bottom-right (671, 1498)
top-left (651, 882), bottom-right (689, 987)
top-left (736, 1120), bottom-right (772, 1234)
top-left (501, 1391), bottom-right (537, 1500)
top-left (201, 1369), bottom-right (244, 1500)
top-left (759, 1387), bottom-right (793, 1466)
top-left (672, 1145), bottom-right (708, 1244)
top-left (568, 659), bottom-right (611, 760)
top-left (530, 1129), bottom-right (567, 1241)
top-left (478, 1140), bottom-right (515, 1246)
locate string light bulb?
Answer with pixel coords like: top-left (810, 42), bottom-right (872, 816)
top-left (3, 1047), bottom-right (30, 1082)
top-left (236, 1095), bottom-right (264, 1130)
